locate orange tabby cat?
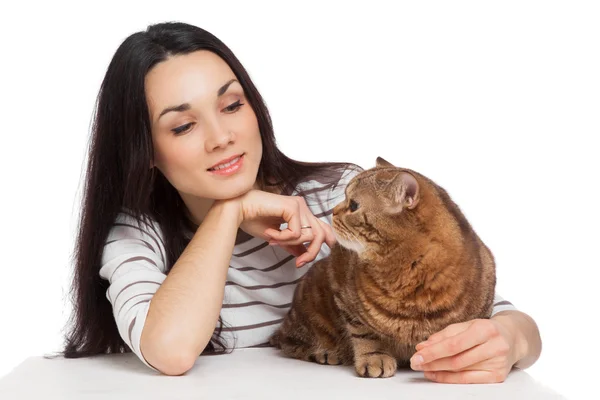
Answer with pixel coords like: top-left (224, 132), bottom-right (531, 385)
top-left (270, 157), bottom-right (496, 378)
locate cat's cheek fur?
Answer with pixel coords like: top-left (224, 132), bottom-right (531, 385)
top-left (332, 229), bottom-right (366, 254)
top-left (336, 236), bottom-right (366, 254)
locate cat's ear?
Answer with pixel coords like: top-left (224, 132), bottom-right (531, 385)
top-left (376, 156), bottom-right (395, 168)
top-left (388, 172), bottom-right (420, 212)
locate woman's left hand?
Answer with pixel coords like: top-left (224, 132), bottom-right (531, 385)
top-left (409, 317), bottom-right (523, 384)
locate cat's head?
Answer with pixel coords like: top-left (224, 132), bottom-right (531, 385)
top-left (332, 156), bottom-right (426, 258)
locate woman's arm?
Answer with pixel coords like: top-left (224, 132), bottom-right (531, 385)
top-left (140, 189), bottom-right (334, 375)
top-left (140, 200), bottom-right (241, 375)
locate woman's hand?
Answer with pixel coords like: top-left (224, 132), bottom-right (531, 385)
top-left (409, 315), bottom-right (527, 384)
top-left (224, 189), bottom-right (336, 267)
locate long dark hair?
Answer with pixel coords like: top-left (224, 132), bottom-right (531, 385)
top-left (53, 21), bottom-right (359, 361)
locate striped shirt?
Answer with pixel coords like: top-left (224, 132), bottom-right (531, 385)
top-left (99, 166), bottom-right (517, 372)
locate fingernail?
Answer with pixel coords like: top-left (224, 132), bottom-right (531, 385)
top-left (297, 262), bottom-right (306, 267)
top-left (411, 354), bottom-right (424, 367)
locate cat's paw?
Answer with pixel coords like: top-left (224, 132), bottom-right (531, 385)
top-left (355, 352), bottom-right (397, 378)
top-left (309, 351), bottom-right (342, 365)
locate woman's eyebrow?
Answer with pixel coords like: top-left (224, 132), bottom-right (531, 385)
top-left (156, 78), bottom-right (239, 122)
top-left (216, 78), bottom-right (238, 96)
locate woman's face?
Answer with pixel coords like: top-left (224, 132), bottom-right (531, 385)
top-left (145, 50), bottom-right (263, 206)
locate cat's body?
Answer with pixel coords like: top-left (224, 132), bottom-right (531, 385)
top-left (270, 157), bottom-right (496, 378)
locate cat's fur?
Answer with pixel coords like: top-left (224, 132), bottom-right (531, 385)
top-left (269, 157), bottom-right (496, 378)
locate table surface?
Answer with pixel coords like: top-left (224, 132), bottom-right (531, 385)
top-left (0, 347), bottom-right (565, 399)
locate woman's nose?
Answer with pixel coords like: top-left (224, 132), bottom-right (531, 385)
top-left (205, 124), bottom-right (234, 152)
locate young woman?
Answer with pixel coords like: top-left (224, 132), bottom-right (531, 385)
top-left (60, 21), bottom-right (542, 382)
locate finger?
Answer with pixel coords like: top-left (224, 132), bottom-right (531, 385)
top-left (415, 321), bottom-right (472, 351)
top-left (411, 321), bottom-right (493, 368)
top-left (418, 342), bottom-right (493, 372)
top-left (266, 222), bottom-right (314, 246)
top-left (420, 335), bottom-right (512, 372)
top-left (317, 219), bottom-right (336, 248)
top-left (424, 370), bottom-right (506, 384)
top-left (296, 219), bottom-right (326, 266)
top-left (264, 200), bottom-right (302, 241)
top-left (286, 199), bottom-right (302, 239)
top-left (266, 197), bottom-right (317, 247)
top-left (266, 231), bottom-right (313, 246)
top-left (280, 244), bottom-right (307, 258)
top-left (264, 225), bottom-right (302, 242)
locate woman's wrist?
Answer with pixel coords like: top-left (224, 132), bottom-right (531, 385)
top-left (209, 198), bottom-right (244, 228)
top-left (491, 310), bottom-right (539, 369)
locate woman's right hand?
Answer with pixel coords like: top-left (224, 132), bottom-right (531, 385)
top-left (219, 189), bottom-right (336, 268)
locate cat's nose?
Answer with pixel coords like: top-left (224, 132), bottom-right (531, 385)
top-left (333, 203), bottom-right (343, 216)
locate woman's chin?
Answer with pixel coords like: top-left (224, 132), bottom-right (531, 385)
top-left (216, 182), bottom-right (256, 200)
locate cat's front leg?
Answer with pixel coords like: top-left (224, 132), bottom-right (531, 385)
top-left (347, 323), bottom-right (397, 378)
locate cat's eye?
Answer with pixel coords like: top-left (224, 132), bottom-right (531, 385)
top-left (349, 199), bottom-right (360, 212)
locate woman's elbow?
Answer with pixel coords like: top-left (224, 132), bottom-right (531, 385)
top-left (140, 335), bottom-right (199, 376)
top-left (156, 355), bottom-right (196, 376)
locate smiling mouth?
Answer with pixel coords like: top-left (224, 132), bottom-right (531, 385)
top-left (207, 153), bottom-right (244, 171)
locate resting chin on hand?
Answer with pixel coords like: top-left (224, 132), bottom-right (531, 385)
top-left (409, 310), bottom-right (542, 384)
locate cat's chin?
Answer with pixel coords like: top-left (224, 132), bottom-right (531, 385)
top-left (334, 232), bottom-right (366, 254)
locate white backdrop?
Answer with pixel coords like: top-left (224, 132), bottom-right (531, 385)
top-left (1, 1), bottom-right (598, 399)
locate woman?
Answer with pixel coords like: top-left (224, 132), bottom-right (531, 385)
top-left (60, 21), bottom-right (542, 382)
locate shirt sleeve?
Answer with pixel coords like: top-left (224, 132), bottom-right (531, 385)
top-left (99, 212), bottom-right (168, 372)
top-left (491, 292), bottom-right (518, 316)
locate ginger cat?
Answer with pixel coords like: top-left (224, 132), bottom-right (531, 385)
top-left (270, 157), bottom-right (496, 378)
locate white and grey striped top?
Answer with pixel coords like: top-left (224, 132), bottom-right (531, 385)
top-left (99, 166), bottom-right (517, 372)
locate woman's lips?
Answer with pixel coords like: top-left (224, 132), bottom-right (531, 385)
top-left (208, 153), bottom-right (244, 170)
top-left (207, 154), bottom-right (245, 176)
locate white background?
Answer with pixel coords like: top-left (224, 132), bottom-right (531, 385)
top-left (0, 1), bottom-right (598, 399)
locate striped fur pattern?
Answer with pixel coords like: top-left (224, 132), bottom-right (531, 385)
top-left (270, 157), bottom-right (496, 378)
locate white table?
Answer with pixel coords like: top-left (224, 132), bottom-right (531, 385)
top-left (0, 348), bottom-right (565, 399)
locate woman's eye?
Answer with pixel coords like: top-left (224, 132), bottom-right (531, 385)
top-left (224, 100), bottom-right (244, 113)
top-left (172, 122), bottom-right (194, 135)
top-left (349, 199), bottom-right (360, 212)
top-left (171, 100), bottom-right (243, 135)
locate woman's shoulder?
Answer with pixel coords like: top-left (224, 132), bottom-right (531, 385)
top-left (111, 208), bottom-right (165, 237)
top-left (104, 208), bottom-right (168, 264)
top-left (292, 162), bottom-right (363, 204)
